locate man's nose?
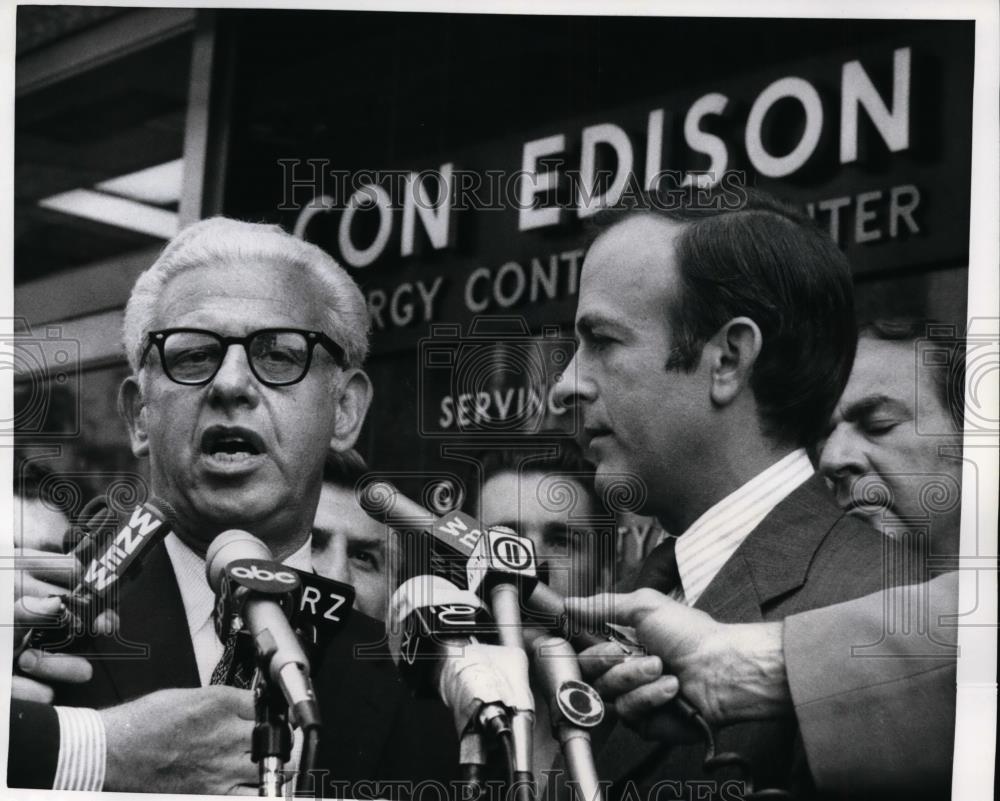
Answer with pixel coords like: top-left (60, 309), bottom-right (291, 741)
top-left (207, 345), bottom-right (261, 406)
top-left (552, 352), bottom-right (596, 410)
top-left (818, 424), bottom-right (866, 481)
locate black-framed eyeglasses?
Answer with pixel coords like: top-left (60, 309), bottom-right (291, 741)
top-left (140, 328), bottom-right (347, 387)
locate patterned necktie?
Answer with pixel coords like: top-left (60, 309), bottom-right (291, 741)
top-left (210, 630), bottom-right (257, 689)
top-left (635, 535), bottom-right (682, 596)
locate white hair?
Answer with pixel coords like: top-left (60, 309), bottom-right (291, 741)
top-left (122, 217), bottom-right (371, 373)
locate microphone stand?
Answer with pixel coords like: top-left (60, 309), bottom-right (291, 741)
top-left (459, 730), bottom-right (488, 801)
top-left (490, 583), bottom-right (535, 795)
top-left (252, 669), bottom-right (293, 797)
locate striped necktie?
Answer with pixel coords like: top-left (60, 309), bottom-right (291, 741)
top-left (210, 630), bottom-right (257, 689)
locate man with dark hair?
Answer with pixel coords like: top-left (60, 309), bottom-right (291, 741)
top-left (567, 317), bottom-right (966, 799)
top-left (820, 317), bottom-right (965, 553)
top-left (553, 188), bottom-right (896, 799)
top-left (587, 188), bottom-right (858, 451)
top-left (472, 443), bottom-right (623, 774)
top-left (472, 443), bottom-right (615, 602)
top-left (312, 448), bottom-right (399, 620)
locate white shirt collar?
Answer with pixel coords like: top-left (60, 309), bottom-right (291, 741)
top-left (673, 449), bottom-right (814, 606)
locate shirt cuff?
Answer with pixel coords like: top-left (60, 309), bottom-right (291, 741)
top-left (53, 706), bottom-right (107, 791)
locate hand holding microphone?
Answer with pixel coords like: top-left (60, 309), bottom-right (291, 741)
top-left (14, 496), bottom-right (174, 682)
top-left (387, 575), bottom-right (533, 730)
top-left (12, 596), bottom-right (94, 703)
top-left (564, 589), bottom-right (787, 741)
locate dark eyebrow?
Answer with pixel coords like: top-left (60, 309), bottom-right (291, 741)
top-left (312, 527), bottom-right (384, 551)
top-left (576, 313), bottom-right (629, 338)
top-left (841, 394), bottom-right (911, 423)
top-left (542, 522), bottom-right (571, 542)
top-left (346, 534), bottom-right (385, 550)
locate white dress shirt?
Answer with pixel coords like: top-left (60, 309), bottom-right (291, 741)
top-left (672, 449), bottom-right (815, 606)
top-left (164, 532), bottom-right (314, 686)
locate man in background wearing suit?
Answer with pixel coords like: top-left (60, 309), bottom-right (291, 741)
top-left (552, 188), bottom-right (897, 799)
top-left (8, 217), bottom-right (458, 795)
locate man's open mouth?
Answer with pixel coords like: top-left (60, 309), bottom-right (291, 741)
top-left (200, 425), bottom-right (266, 463)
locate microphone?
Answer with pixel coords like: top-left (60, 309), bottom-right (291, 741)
top-left (466, 525), bottom-right (539, 782)
top-left (205, 530), bottom-right (321, 731)
top-left (61, 496), bottom-right (117, 562)
top-left (361, 482), bottom-right (702, 724)
top-left (16, 495), bottom-right (176, 657)
top-left (360, 480), bottom-right (630, 648)
top-left (387, 576), bottom-right (534, 756)
top-left (532, 636), bottom-right (606, 801)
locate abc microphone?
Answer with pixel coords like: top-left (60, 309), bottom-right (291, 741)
top-left (205, 530), bottom-right (320, 732)
top-left (532, 636), bottom-right (606, 801)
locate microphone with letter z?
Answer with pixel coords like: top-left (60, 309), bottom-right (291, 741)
top-left (205, 530), bottom-right (321, 731)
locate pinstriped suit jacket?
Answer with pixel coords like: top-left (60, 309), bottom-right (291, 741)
top-left (593, 475), bottom-right (899, 801)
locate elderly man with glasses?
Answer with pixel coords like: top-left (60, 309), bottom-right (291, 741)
top-left (9, 218), bottom-right (458, 796)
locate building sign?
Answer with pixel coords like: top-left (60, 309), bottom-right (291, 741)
top-left (268, 28), bottom-right (971, 356)
top-left (220, 15), bottom-right (972, 468)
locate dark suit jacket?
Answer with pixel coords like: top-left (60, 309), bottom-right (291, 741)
top-left (8, 699), bottom-right (61, 789)
top-left (595, 475), bottom-right (899, 801)
top-left (10, 540), bottom-right (459, 796)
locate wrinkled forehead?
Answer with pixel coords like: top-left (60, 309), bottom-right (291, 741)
top-left (841, 337), bottom-right (957, 432)
top-left (153, 259), bottom-right (328, 333)
top-left (846, 338), bottom-right (924, 403)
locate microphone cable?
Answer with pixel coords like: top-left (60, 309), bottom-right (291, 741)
top-left (498, 729), bottom-right (535, 801)
top-left (295, 725), bottom-right (322, 796)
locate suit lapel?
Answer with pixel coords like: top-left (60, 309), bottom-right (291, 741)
top-left (695, 474), bottom-right (841, 620)
top-left (595, 475), bottom-right (843, 787)
top-left (91, 539), bottom-right (200, 702)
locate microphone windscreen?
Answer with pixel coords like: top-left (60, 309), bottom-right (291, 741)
top-left (387, 575), bottom-right (480, 633)
top-left (387, 575), bottom-right (485, 666)
top-left (205, 529), bottom-right (272, 592)
top-left (144, 495), bottom-right (178, 526)
top-left (357, 479), bottom-right (435, 525)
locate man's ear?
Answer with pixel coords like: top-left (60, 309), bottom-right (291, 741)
top-left (118, 376), bottom-right (151, 458)
top-left (329, 369), bottom-right (373, 451)
top-left (705, 317), bottom-right (763, 408)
